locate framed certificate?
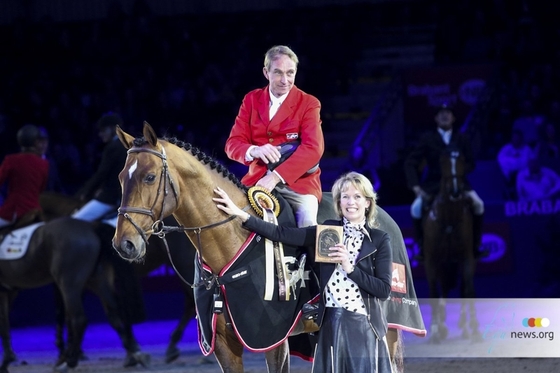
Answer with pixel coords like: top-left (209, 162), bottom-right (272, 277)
top-left (315, 225), bottom-right (343, 263)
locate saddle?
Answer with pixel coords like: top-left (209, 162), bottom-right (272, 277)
top-left (0, 209), bottom-right (43, 239)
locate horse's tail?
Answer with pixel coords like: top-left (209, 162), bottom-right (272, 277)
top-left (392, 329), bottom-right (404, 373)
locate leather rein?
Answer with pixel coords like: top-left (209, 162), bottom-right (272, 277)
top-left (117, 145), bottom-right (246, 288)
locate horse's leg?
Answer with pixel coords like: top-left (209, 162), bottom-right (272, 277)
top-left (469, 298), bottom-right (482, 341)
top-left (387, 328), bottom-right (404, 373)
top-left (423, 237), bottom-right (443, 343)
top-left (53, 286), bottom-right (65, 358)
top-left (56, 284), bottom-right (88, 369)
top-left (213, 315), bottom-right (244, 373)
top-left (427, 297), bottom-right (440, 343)
top-left (459, 300), bottom-right (469, 338)
top-left (165, 288), bottom-right (196, 363)
top-left (461, 257), bottom-right (481, 341)
top-left (87, 267), bottom-right (151, 368)
top-left (264, 341), bottom-right (290, 373)
top-left (387, 328), bottom-right (398, 361)
top-left (437, 297), bottom-right (448, 340)
top-left (0, 290), bottom-right (18, 373)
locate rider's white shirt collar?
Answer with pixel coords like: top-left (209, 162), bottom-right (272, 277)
top-left (438, 127), bottom-right (452, 145)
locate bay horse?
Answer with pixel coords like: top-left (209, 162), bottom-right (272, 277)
top-left (422, 149), bottom-right (480, 343)
top-left (39, 192), bottom-right (198, 364)
top-left (0, 216), bottom-right (150, 373)
top-left (112, 122), bottom-right (425, 373)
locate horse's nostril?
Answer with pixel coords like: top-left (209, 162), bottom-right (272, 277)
top-left (123, 240), bottom-right (135, 253)
top-left (113, 239), bottom-right (138, 260)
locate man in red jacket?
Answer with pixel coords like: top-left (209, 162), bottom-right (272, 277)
top-left (0, 125), bottom-right (49, 228)
top-left (225, 45), bottom-right (324, 227)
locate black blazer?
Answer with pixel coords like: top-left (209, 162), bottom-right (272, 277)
top-left (242, 217), bottom-right (392, 339)
top-left (404, 129), bottom-right (475, 195)
top-left (79, 137), bottom-right (127, 205)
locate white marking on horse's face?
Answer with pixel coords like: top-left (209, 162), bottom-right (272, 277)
top-left (128, 160), bottom-right (138, 179)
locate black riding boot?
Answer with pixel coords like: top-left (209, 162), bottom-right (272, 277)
top-left (472, 213), bottom-right (487, 259)
top-left (413, 217), bottom-right (424, 261)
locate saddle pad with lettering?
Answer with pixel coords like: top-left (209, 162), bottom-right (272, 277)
top-left (0, 222), bottom-right (44, 260)
top-left (376, 207), bottom-right (427, 337)
top-left (195, 234), bottom-right (319, 358)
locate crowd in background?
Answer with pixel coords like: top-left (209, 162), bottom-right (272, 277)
top-left (1, 0), bottom-right (559, 202)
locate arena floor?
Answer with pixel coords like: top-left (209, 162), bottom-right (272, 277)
top-left (5, 300), bottom-right (559, 372)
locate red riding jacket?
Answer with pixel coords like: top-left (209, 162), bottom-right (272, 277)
top-left (225, 85), bottom-right (324, 201)
top-left (0, 152), bottom-right (49, 222)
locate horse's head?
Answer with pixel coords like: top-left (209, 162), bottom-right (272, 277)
top-left (113, 122), bottom-right (251, 271)
top-left (112, 122), bottom-right (180, 261)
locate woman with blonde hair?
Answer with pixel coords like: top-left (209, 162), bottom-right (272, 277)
top-left (213, 171), bottom-right (393, 372)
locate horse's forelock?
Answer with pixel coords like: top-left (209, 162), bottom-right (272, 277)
top-left (132, 137), bottom-right (149, 147)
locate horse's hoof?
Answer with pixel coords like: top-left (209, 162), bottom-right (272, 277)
top-left (197, 356), bottom-right (215, 365)
top-left (461, 329), bottom-right (469, 339)
top-left (78, 350), bottom-right (89, 361)
top-left (471, 330), bottom-right (483, 343)
top-left (53, 361), bottom-right (69, 373)
top-left (3, 353), bottom-right (16, 366)
top-left (124, 351), bottom-right (151, 368)
top-left (439, 325), bottom-right (449, 340)
top-left (165, 346), bottom-right (180, 363)
top-left (428, 335), bottom-right (441, 344)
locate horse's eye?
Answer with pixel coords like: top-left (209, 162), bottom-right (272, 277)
top-left (145, 174), bottom-right (156, 184)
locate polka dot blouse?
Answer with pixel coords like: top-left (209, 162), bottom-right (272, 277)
top-left (324, 218), bottom-right (371, 315)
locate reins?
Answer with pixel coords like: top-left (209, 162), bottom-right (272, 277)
top-left (117, 145), bottom-right (250, 288)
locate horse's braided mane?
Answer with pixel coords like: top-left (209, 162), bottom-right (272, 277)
top-left (132, 136), bottom-right (247, 192)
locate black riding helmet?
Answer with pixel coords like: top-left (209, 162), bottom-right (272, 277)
top-left (96, 112), bottom-right (123, 130)
top-left (17, 124), bottom-right (48, 148)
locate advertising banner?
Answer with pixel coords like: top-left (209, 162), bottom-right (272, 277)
top-left (406, 298), bottom-right (559, 358)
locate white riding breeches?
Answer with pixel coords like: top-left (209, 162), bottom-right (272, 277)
top-left (72, 199), bottom-right (116, 222)
top-left (410, 190), bottom-right (484, 219)
top-left (275, 186), bottom-right (318, 227)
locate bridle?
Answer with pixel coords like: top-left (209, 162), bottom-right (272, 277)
top-left (117, 144), bottom-right (248, 288)
top-left (443, 150), bottom-right (464, 200)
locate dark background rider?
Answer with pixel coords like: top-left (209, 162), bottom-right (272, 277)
top-left (72, 111), bottom-right (146, 324)
top-left (72, 112), bottom-right (127, 221)
top-left (404, 104), bottom-right (486, 261)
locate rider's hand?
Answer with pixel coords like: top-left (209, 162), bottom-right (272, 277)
top-left (413, 185), bottom-right (428, 199)
top-left (256, 173), bottom-right (281, 192)
top-left (213, 187), bottom-right (249, 222)
top-left (250, 144), bottom-right (281, 164)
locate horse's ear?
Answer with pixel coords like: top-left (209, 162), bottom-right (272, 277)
top-left (143, 121), bottom-right (158, 147)
top-left (116, 125), bottom-right (134, 150)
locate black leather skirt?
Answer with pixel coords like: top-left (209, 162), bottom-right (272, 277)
top-left (312, 307), bottom-right (393, 373)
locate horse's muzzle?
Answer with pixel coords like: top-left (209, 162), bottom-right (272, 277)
top-left (112, 238), bottom-right (146, 262)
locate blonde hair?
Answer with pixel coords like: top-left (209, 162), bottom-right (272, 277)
top-left (332, 171), bottom-right (379, 228)
top-left (264, 45), bottom-right (299, 71)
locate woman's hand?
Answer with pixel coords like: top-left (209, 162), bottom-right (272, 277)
top-left (328, 243), bottom-right (355, 274)
top-left (213, 187), bottom-right (250, 222)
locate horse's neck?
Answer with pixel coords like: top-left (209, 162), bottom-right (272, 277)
top-left (171, 182), bottom-right (249, 274)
